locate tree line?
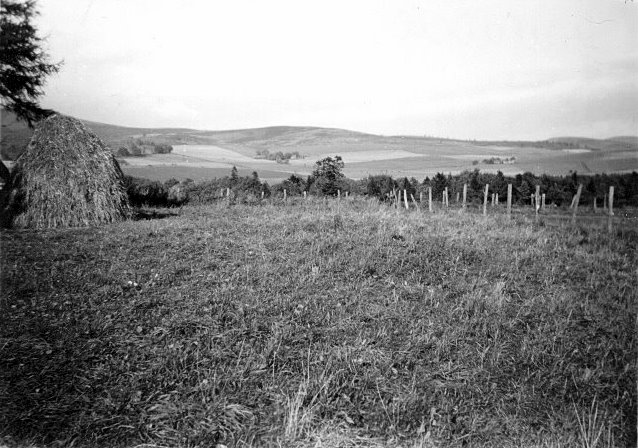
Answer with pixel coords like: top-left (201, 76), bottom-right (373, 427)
top-left (125, 156), bottom-right (638, 208)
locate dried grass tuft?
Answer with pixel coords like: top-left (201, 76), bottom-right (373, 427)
top-left (5, 114), bottom-right (130, 228)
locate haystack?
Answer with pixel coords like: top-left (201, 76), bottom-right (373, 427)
top-left (6, 114), bottom-right (130, 228)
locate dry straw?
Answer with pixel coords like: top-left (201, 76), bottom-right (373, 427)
top-left (6, 114), bottom-right (130, 228)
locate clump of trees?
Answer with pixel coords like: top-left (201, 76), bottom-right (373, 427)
top-left (116, 138), bottom-right (173, 156)
top-left (255, 149), bottom-right (302, 164)
top-left (473, 156), bottom-right (516, 165)
top-left (307, 156), bottom-right (348, 196)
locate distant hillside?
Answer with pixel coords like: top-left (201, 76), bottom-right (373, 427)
top-left (2, 110), bottom-right (636, 178)
top-left (1, 111), bottom-right (196, 159)
top-left (608, 136), bottom-right (638, 145)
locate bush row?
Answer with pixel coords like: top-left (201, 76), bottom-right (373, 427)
top-left (124, 168), bottom-right (638, 208)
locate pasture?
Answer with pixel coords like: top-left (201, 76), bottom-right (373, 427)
top-left (1, 198), bottom-right (636, 447)
top-left (115, 137), bottom-right (638, 184)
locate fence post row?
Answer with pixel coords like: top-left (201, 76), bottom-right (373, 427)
top-left (483, 184), bottom-right (489, 216)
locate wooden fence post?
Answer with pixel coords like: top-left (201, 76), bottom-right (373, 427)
top-left (403, 189), bottom-right (409, 210)
top-left (261, 190), bottom-right (265, 199)
top-left (593, 196), bottom-right (597, 213)
top-left (603, 193), bottom-right (607, 211)
top-left (541, 194), bottom-right (546, 211)
top-left (283, 189), bottom-right (287, 201)
top-left (337, 189), bottom-right (341, 200)
top-left (428, 187), bottom-right (433, 212)
top-left (507, 184), bottom-right (512, 218)
top-left (483, 184), bottom-right (489, 216)
top-left (303, 191), bottom-right (307, 199)
top-left (535, 185), bottom-right (541, 212)
top-left (456, 192), bottom-right (460, 203)
top-left (462, 184), bottom-right (467, 210)
top-left (571, 184), bottom-right (583, 224)
top-left (491, 193), bottom-right (495, 206)
top-left (534, 185), bottom-right (541, 220)
top-left (445, 188), bottom-right (449, 207)
top-left (410, 194), bottom-right (419, 209)
top-left (495, 193), bottom-right (499, 206)
top-left (419, 191), bottom-right (423, 203)
top-left (607, 186), bottom-right (614, 234)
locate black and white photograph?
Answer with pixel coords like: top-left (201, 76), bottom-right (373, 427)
top-left (1, 1), bottom-right (637, 446)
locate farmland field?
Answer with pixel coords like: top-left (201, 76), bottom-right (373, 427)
top-left (1, 199), bottom-right (636, 447)
top-left (115, 139), bottom-right (638, 184)
top-left (3, 111), bottom-right (637, 183)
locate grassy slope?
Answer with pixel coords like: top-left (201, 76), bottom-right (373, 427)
top-left (1, 200), bottom-right (636, 447)
top-left (4, 110), bottom-right (637, 178)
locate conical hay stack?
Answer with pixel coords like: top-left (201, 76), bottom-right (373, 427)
top-left (8, 114), bottom-right (130, 229)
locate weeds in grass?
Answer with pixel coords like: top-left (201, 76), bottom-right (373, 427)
top-left (1, 199), bottom-right (636, 447)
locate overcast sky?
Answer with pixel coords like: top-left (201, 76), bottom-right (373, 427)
top-left (36, 0), bottom-right (638, 140)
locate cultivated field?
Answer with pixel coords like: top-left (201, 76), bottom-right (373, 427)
top-left (116, 131), bottom-right (638, 183)
top-left (4, 110), bottom-right (637, 183)
top-left (1, 199), bottom-right (636, 447)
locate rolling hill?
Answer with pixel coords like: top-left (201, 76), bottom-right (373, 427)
top-left (2, 110), bottom-right (636, 182)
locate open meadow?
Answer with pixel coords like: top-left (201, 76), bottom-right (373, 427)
top-left (117, 137), bottom-right (638, 184)
top-left (1, 199), bottom-right (636, 447)
top-left (4, 112), bottom-right (637, 184)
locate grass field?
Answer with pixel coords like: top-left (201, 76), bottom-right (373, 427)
top-left (1, 199), bottom-right (636, 447)
top-left (4, 110), bottom-right (637, 183)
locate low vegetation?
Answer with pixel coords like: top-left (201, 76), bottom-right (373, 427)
top-left (473, 156), bottom-right (516, 165)
top-left (116, 138), bottom-right (173, 157)
top-left (1, 199), bottom-right (636, 447)
top-left (255, 149), bottom-right (302, 164)
top-left (121, 166), bottom-right (638, 210)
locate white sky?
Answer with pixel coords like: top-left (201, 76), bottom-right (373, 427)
top-left (37, 0), bottom-right (638, 140)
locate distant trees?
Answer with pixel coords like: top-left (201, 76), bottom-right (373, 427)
top-left (116, 138), bottom-right (173, 157)
top-left (255, 149), bottom-right (301, 164)
top-left (123, 156), bottom-right (638, 209)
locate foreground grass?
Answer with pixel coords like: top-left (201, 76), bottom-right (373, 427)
top-left (1, 198), bottom-right (636, 447)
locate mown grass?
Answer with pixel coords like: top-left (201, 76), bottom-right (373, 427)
top-left (1, 198), bottom-right (636, 447)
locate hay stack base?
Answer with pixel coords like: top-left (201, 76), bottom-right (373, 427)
top-left (6, 114), bottom-right (130, 229)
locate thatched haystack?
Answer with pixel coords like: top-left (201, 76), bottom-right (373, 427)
top-left (5, 114), bottom-right (130, 229)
